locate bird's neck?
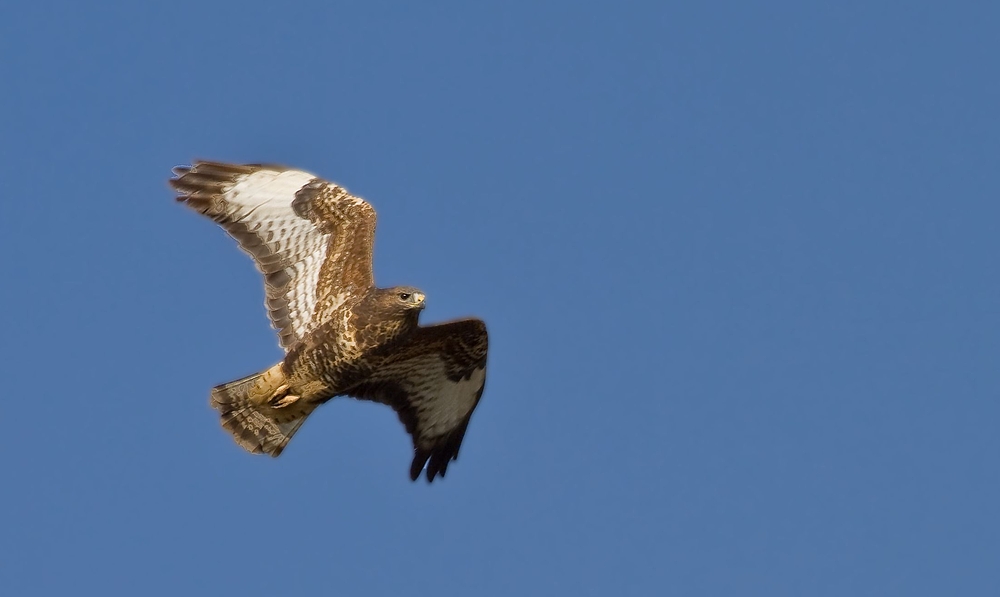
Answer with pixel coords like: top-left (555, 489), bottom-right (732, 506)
top-left (352, 299), bottom-right (420, 348)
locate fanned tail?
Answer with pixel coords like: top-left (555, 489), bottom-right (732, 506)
top-left (209, 364), bottom-right (308, 456)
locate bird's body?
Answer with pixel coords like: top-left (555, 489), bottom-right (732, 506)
top-left (171, 161), bottom-right (488, 481)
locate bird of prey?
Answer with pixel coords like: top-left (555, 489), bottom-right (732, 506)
top-left (171, 161), bottom-right (488, 482)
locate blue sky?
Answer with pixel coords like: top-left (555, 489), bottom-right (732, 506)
top-left (1, 1), bottom-right (998, 595)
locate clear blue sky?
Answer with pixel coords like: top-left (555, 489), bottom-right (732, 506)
top-left (1, 1), bottom-right (997, 595)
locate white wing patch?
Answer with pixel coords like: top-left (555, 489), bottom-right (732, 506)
top-left (213, 170), bottom-right (329, 349)
top-left (173, 163), bottom-right (331, 350)
top-left (278, 245), bottom-right (327, 344)
top-left (227, 169), bottom-right (315, 205)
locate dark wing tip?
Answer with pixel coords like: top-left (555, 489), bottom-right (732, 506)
top-left (426, 454), bottom-right (451, 482)
top-left (169, 165), bottom-right (192, 199)
top-left (409, 421), bottom-right (471, 483)
top-left (409, 448), bottom-right (453, 483)
top-left (169, 160), bottom-right (261, 203)
top-left (410, 450), bottom-right (430, 481)
top-left (408, 453), bottom-right (451, 483)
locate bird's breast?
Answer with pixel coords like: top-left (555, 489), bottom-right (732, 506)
top-left (282, 333), bottom-right (367, 398)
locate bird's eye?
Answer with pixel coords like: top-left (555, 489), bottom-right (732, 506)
top-left (399, 293), bottom-right (411, 300)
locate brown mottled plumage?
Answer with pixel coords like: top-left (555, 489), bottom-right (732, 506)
top-left (171, 160), bottom-right (488, 481)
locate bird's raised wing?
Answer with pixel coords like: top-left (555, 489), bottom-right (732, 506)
top-left (348, 319), bottom-right (489, 482)
top-left (171, 161), bottom-right (376, 350)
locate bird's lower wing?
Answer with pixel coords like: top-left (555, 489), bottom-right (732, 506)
top-left (348, 319), bottom-right (489, 481)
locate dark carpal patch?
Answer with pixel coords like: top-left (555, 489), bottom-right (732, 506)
top-left (291, 178), bottom-right (324, 219)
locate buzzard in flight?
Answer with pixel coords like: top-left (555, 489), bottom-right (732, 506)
top-left (171, 161), bottom-right (488, 482)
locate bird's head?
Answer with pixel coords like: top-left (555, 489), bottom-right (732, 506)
top-left (354, 286), bottom-right (427, 345)
top-left (393, 286), bottom-right (426, 310)
top-left (369, 286), bottom-right (425, 337)
top-left (376, 286), bottom-right (426, 315)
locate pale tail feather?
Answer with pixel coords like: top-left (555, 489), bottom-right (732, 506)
top-left (209, 365), bottom-right (307, 456)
